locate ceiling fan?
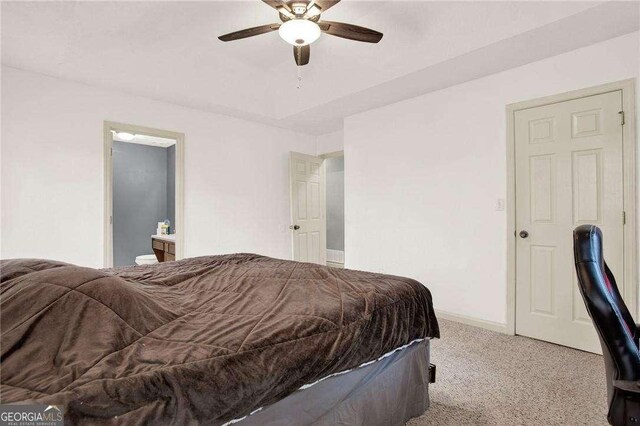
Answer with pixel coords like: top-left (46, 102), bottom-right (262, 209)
top-left (218, 0), bottom-right (383, 66)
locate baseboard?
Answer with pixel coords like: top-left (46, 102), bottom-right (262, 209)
top-left (327, 249), bottom-right (345, 264)
top-left (326, 261), bottom-right (344, 269)
top-left (435, 310), bottom-right (508, 334)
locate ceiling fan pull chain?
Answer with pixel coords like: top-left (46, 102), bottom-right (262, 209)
top-left (297, 66), bottom-right (303, 89)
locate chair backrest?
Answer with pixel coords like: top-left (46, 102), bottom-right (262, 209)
top-left (573, 225), bottom-right (640, 414)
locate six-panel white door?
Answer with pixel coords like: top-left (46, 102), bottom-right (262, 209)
top-left (290, 152), bottom-right (326, 265)
top-left (515, 90), bottom-right (624, 353)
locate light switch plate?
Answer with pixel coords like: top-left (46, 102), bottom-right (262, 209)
top-left (496, 198), bottom-right (505, 211)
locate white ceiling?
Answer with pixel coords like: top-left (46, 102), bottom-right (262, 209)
top-left (3, 1), bottom-right (638, 134)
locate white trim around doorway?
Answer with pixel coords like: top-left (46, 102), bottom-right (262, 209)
top-left (103, 121), bottom-right (185, 268)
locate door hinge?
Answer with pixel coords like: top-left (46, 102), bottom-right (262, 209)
top-left (110, 215), bottom-right (113, 225)
top-left (623, 211), bottom-right (626, 225)
top-left (110, 147), bottom-right (113, 156)
top-left (619, 111), bottom-right (625, 126)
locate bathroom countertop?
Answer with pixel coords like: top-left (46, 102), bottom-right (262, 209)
top-left (152, 234), bottom-right (176, 243)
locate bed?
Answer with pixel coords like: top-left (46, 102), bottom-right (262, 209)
top-left (0, 254), bottom-right (439, 424)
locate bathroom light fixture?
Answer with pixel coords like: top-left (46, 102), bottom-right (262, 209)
top-left (278, 19), bottom-right (321, 46)
top-left (117, 132), bottom-right (135, 141)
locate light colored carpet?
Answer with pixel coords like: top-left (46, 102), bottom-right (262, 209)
top-left (408, 319), bottom-right (608, 425)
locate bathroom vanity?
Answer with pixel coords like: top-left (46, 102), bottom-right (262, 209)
top-left (152, 234), bottom-right (176, 262)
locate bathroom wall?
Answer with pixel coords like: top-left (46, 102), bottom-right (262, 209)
top-left (167, 145), bottom-right (176, 231)
top-left (113, 141), bottom-right (168, 266)
top-left (326, 156), bottom-right (345, 255)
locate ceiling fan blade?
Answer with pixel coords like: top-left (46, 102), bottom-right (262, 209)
top-left (262, 0), bottom-right (292, 13)
top-left (319, 21), bottom-right (383, 43)
top-left (313, 0), bottom-right (341, 13)
top-left (218, 24), bottom-right (280, 42)
top-left (294, 45), bottom-right (310, 66)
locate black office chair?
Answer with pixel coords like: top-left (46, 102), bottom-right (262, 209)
top-left (573, 225), bottom-right (640, 425)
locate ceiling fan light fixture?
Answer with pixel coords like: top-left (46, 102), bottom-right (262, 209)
top-left (278, 19), bottom-right (321, 46)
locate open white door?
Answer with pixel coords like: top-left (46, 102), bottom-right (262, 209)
top-left (290, 152), bottom-right (326, 265)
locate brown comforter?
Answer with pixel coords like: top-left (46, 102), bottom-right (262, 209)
top-left (1, 254), bottom-right (439, 424)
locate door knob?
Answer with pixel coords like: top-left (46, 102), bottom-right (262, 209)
top-left (289, 225), bottom-right (300, 230)
top-left (519, 230), bottom-right (529, 239)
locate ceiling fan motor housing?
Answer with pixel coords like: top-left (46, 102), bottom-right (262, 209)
top-left (291, 3), bottom-right (308, 16)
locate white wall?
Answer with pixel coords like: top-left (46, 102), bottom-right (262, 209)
top-left (344, 32), bottom-right (639, 325)
top-left (316, 130), bottom-right (344, 155)
top-left (1, 67), bottom-right (316, 268)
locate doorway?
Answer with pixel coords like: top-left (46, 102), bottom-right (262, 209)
top-left (324, 152), bottom-right (345, 268)
top-left (103, 122), bottom-right (184, 268)
top-left (506, 80), bottom-right (637, 353)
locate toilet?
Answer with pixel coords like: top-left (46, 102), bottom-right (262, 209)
top-left (135, 254), bottom-right (158, 266)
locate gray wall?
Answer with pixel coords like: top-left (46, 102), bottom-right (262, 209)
top-left (326, 156), bottom-right (344, 251)
top-left (113, 142), bottom-right (170, 266)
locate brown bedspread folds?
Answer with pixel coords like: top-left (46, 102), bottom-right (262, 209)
top-left (0, 254), bottom-right (439, 424)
